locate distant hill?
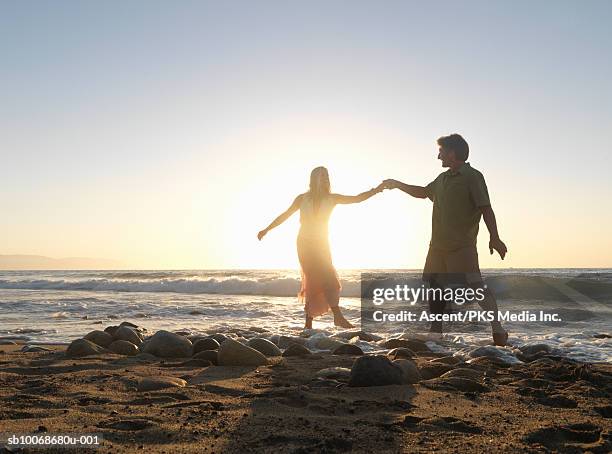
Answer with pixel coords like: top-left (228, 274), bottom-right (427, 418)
top-left (0, 255), bottom-right (123, 270)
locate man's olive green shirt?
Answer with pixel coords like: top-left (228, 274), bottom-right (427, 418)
top-left (424, 162), bottom-right (490, 252)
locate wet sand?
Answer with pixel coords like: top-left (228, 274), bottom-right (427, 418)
top-left (0, 339), bottom-right (611, 453)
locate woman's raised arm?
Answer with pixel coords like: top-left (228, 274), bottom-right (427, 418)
top-left (257, 194), bottom-right (303, 240)
top-left (331, 183), bottom-right (385, 205)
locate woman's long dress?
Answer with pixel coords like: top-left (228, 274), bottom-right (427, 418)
top-left (297, 193), bottom-right (341, 318)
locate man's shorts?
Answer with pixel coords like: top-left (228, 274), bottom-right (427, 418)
top-left (422, 245), bottom-right (483, 286)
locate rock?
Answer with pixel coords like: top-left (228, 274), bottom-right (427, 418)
top-left (21, 345), bottom-right (52, 352)
top-left (193, 338), bottom-right (220, 353)
top-left (66, 338), bottom-right (107, 357)
top-left (316, 367), bottom-right (352, 381)
top-left (109, 340), bottom-right (139, 356)
top-left (387, 347), bottom-right (416, 360)
top-left (467, 356), bottom-right (512, 368)
top-left (247, 338), bottom-right (282, 357)
top-left (419, 362), bottom-right (453, 380)
top-left (430, 355), bottom-right (463, 366)
top-left (333, 330), bottom-right (382, 342)
top-left (276, 335), bottom-right (308, 349)
top-left (142, 330), bottom-right (193, 358)
top-left (113, 326), bottom-right (143, 346)
top-left (348, 355), bottom-right (404, 387)
top-left (518, 343), bottom-right (555, 361)
top-left (393, 359), bottom-right (421, 384)
top-left (217, 338), bottom-right (268, 366)
top-left (440, 368), bottom-right (483, 380)
top-left (306, 333), bottom-right (344, 350)
top-left (383, 338), bottom-right (432, 353)
top-left (119, 321), bottom-right (140, 330)
top-left (137, 376), bottom-right (187, 392)
top-left (332, 344), bottom-right (364, 356)
top-left (84, 330), bottom-right (114, 348)
top-left (422, 377), bottom-right (487, 393)
top-left (282, 344), bottom-right (312, 357)
top-left (464, 346), bottom-right (522, 365)
top-left (208, 333), bottom-right (227, 344)
top-left (193, 350), bottom-right (218, 365)
top-left (104, 325), bottom-right (119, 336)
top-left (99, 419), bottom-right (154, 431)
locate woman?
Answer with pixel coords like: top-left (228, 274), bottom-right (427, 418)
top-left (257, 167), bottom-right (384, 329)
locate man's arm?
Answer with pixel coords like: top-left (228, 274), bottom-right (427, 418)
top-left (480, 205), bottom-right (507, 259)
top-left (383, 179), bottom-right (428, 199)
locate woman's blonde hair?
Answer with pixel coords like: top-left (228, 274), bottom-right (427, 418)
top-left (308, 166), bottom-right (331, 211)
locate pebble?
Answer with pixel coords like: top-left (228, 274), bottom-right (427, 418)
top-left (137, 376), bottom-right (187, 392)
top-left (315, 367), bottom-right (352, 381)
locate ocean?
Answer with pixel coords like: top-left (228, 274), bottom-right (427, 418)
top-left (1, 269), bottom-right (610, 362)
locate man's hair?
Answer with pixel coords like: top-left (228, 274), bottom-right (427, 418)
top-left (437, 134), bottom-right (469, 161)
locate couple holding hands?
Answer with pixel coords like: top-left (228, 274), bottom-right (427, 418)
top-left (258, 134), bottom-right (508, 346)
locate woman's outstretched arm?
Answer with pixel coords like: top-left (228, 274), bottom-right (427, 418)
top-left (331, 183), bottom-right (385, 205)
top-left (257, 194), bottom-right (303, 240)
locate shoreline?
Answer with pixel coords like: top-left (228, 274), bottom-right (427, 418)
top-left (1, 324), bottom-right (611, 453)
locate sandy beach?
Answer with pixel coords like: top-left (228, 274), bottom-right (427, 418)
top-left (1, 324), bottom-right (610, 453)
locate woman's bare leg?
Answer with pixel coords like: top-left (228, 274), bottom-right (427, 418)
top-left (304, 315), bottom-right (313, 329)
top-left (331, 306), bottom-right (354, 328)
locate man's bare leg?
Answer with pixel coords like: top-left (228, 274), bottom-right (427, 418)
top-left (471, 283), bottom-right (508, 346)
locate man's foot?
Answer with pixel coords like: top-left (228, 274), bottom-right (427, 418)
top-left (333, 316), bottom-right (354, 329)
top-left (492, 330), bottom-right (508, 346)
top-left (426, 332), bottom-right (443, 341)
top-left (429, 321), bottom-right (443, 335)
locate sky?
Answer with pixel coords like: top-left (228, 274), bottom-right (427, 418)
top-left (1, 1), bottom-right (611, 269)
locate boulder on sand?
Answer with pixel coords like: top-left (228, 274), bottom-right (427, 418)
top-left (282, 344), bottom-right (312, 357)
top-left (66, 339), bottom-right (107, 357)
top-left (348, 355), bottom-right (404, 387)
top-left (109, 340), bottom-right (139, 356)
top-left (193, 338), bottom-right (220, 353)
top-left (141, 330), bottom-right (193, 358)
top-left (393, 359), bottom-right (421, 384)
top-left (247, 338), bottom-right (282, 357)
top-left (84, 330), bottom-right (114, 348)
top-left (217, 338), bottom-right (269, 366)
top-left (113, 326), bottom-right (143, 346)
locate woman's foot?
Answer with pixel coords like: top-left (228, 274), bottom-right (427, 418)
top-left (331, 307), bottom-right (354, 329)
top-left (333, 315), bottom-right (354, 329)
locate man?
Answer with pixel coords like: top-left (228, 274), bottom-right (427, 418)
top-left (384, 134), bottom-right (508, 346)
